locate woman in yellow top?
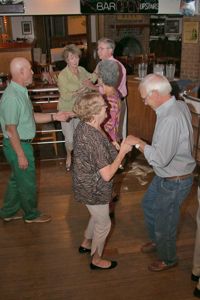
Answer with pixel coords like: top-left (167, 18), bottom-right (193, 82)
top-left (58, 44), bottom-right (97, 171)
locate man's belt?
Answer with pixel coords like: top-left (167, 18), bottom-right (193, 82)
top-left (5, 138), bottom-right (32, 143)
top-left (121, 97), bottom-right (125, 101)
top-left (163, 174), bottom-right (191, 181)
top-left (20, 139), bottom-right (32, 143)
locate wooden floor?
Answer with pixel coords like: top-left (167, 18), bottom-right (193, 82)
top-left (0, 154), bottom-right (199, 300)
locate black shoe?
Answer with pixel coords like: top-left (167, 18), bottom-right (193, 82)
top-left (90, 261), bottom-right (117, 270)
top-left (109, 212), bottom-right (115, 218)
top-left (79, 246), bottom-right (91, 253)
top-left (192, 273), bottom-right (200, 282)
top-left (194, 287), bottom-right (200, 298)
top-left (112, 195), bottom-right (120, 203)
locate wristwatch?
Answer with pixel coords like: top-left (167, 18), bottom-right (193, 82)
top-left (135, 141), bottom-right (142, 149)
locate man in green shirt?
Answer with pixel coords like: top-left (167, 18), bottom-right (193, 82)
top-left (0, 57), bottom-right (71, 223)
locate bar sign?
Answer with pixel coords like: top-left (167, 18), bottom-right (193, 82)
top-left (80, 0), bottom-right (159, 14)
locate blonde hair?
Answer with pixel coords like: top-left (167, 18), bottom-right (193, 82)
top-left (61, 44), bottom-right (82, 61)
top-left (73, 92), bottom-right (102, 122)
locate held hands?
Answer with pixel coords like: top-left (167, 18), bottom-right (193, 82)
top-left (112, 141), bottom-right (121, 151)
top-left (82, 78), bottom-right (95, 90)
top-left (120, 138), bottom-right (133, 155)
top-left (125, 135), bottom-right (141, 146)
top-left (78, 86), bottom-right (87, 93)
top-left (54, 111), bottom-right (75, 122)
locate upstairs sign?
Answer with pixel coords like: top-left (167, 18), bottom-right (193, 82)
top-left (80, 0), bottom-right (158, 14)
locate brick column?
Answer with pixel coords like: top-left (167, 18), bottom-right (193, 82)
top-left (181, 16), bottom-right (200, 81)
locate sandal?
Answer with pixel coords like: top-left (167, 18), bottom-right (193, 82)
top-left (66, 163), bottom-right (71, 171)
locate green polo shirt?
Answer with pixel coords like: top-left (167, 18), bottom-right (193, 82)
top-left (0, 80), bottom-right (36, 139)
top-left (57, 65), bottom-right (97, 111)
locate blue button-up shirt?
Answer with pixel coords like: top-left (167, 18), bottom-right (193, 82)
top-left (144, 96), bottom-right (196, 177)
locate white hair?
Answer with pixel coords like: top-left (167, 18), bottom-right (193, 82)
top-left (139, 74), bottom-right (172, 95)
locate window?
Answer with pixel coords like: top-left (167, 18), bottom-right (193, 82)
top-left (50, 16), bottom-right (65, 36)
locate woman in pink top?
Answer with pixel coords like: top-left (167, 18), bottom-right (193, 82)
top-left (98, 60), bottom-right (122, 216)
top-left (98, 60), bottom-right (121, 144)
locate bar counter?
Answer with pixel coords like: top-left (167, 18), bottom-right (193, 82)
top-left (126, 75), bottom-right (156, 143)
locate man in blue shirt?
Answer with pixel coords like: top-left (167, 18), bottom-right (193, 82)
top-left (126, 74), bottom-right (196, 272)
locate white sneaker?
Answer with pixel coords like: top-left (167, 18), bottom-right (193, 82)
top-left (25, 213), bottom-right (51, 223)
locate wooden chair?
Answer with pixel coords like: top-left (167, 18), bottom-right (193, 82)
top-left (132, 54), bottom-right (144, 74)
top-left (166, 57), bottom-right (181, 78)
top-left (60, 41), bottom-right (81, 47)
top-left (173, 58), bottom-right (181, 78)
top-left (116, 55), bottom-right (128, 60)
top-left (60, 41), bottom-right (67, 48)
top-left (156, 57), bottom-right (168, 64)
top-left (147, 53), bottom-right (155, 59)
top-left (166, 57), bottom-right (175, 64)
top-left (33, 62), bottom-right (56, 75)
top-left (132, 54), bottom-right (144, 60)
top-left (115, 56), bottom-right (128, 71)
top-left (32, 102), bottom-right (58, 155)
top-left (146, 53), bottom-right (156, 73)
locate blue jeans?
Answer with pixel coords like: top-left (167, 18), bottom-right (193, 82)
top-left (142, 174), bottom-right (194, 265)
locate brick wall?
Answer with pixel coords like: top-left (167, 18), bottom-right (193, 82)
top-left (103, 14), bottom-right (200, 81)
top-left (104, 14), bottom-right (150, 55)
top-left (181, 15), bottom-right (200, 81)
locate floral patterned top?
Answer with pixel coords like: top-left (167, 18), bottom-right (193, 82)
top-left (72, 121), bottom-right (118, 205)
top-left (103, 93), bottom-right (121, 142)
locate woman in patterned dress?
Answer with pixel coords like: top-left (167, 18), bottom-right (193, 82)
top-left (72, 92), bottom-right (132, 270)
top-left (98, 60), bottom-right (123, 214)
top-left (98, 60), bottom-right (121, 145)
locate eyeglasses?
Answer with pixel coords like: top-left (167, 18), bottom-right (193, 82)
top-left (142, 91), bottom-right (152, 103)
top-left (97, 47), bottom-right (107, 51)
top-left (101, 103), bottom-right (108, 108)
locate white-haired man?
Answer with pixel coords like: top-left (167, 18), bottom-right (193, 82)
top-left (83, 38), bottom-right (127, 139)
top-left (0, 57), bottom-right (71, 223)
top-left (126, 74), bottom-right (196, 272)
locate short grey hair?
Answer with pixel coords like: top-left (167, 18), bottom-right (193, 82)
top-left (98, 60), bottom-right (119, 87)
top-left (97, 38), bottom-right (115, 54)
top-left (139, 74), bottom-right (172, 95)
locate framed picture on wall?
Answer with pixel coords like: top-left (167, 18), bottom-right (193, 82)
top-left (67, 16), bottom-right (86, 35)
top-left (184, 22), bottom-right (199, 44)
top-left (21, 21), bottom-right (32, 35)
